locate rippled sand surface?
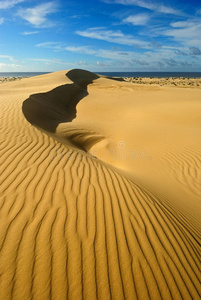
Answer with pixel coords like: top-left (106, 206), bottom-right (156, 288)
top-left (0, 69), bottom-right (200, 299)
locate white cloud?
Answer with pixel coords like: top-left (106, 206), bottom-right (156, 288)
top-left (65, 46), bottom-right (96, 55)
top-left (78, 60), bottom-right (88, 66)
top-left (165, 19), bottom-right (201, 47)
top-left (65, 45), bottom-right (146, 62)
top-left (99, 49), bottom-right (132, 60)
top-left (36, 42), bottom-right (59, 47)
top-left (76, 27), bottom-right (149, 48)
top-left (97, 61), bottom-right (111, 66)
top-left (123, 13), bottom-right (150, 25)
top-left (65, 44), bottom-right (130, 60)
top-left (27, 58), bottom-right (69, 65)
top-left (65, 44), bottom-right (201, 70)
top-left (0, 0), bottom-right (24, 9)
top-left (0, 54), bottom-right (18, 62)
top-left (132, 58), bottom-right (149, 65)
top-left (0, 63), bottom-right (22, 69)
top-left (0, 17), bottom-right (4, 24)
top-left (36, 41), bottom-right (65, 51)
top-left (170, 20), bottom-right (198, 28)
top-left (102, 0), bottom-right (183, 15)
top-left (21, 31), bottom-right (39, 35)
top-left (17, 2), bottom-right (57, 27)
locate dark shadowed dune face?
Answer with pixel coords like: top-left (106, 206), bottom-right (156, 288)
top-left (66, 69), bottom-right (100, 89)
top-left (22, 83), bottom-right (87, 132)
top-left (22, 69), bottom-right (99, 133)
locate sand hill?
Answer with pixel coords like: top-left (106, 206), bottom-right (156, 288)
top-left (0, 69), bottom-right (200, 299)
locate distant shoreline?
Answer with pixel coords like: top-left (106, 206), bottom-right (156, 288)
top-left (1, 73), bottom-right (201, 88)
top-left (98, 71), bottom-right (201, 79)
top-left (0, 71), bottom-right (201, 79)
top-left (0, 72), bottom-right (51, 78)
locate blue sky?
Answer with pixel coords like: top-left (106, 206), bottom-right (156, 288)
top-left (0, 0), bottom-right (201, 72)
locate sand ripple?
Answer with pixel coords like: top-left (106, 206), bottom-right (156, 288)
top-left (0, 70), bottom-right (200, 299)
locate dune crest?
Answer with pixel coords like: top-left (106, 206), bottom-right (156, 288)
top-left (0, 69), bottom-right (200, 299)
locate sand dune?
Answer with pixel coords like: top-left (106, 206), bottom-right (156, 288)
top-left (0, 69), bottom-right (200, 299)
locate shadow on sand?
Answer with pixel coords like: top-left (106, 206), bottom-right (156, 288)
top-left (22, 69), bottom-right (125, 133)
top-left (22, 69), bottom-right (99, 133)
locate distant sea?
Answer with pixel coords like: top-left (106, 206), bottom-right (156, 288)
top-left (0, 72), bottom-right (51, 78)
top-left (98, 72), bottom-right (201, 78)
top-left (0, 71), bottom-right (201, 78)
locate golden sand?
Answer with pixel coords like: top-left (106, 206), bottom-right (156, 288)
top-left (0, 69), bottom-right (200, 299)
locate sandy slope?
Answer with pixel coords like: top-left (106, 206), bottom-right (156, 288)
top-left (0, 69), bottom-right (200, 299)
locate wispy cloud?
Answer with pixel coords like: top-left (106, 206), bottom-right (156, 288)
top-left (175, 47), bottom-right (201, 56)
top-left (65, 45), bottom-right (143, 62)
top-left (0, 17), bottom-right (4, 24)
top-left (97, 61), bottom-right (112, 67)
top-left (102, 0), bottom-right (183, 15)
top-left (65, 44), bottom-right (131, 60)
top-left (76, 27), bottom-right (149, 48)
top-left (0, 63), bottom-right (22, 70)
top-left (17, 2), bottom-right (57, 27)
top-left (132, 58), bottom-right (149, 65)
top-left (0, 0), bottom-right (24, 9)
top-left (65, 46), bottom-right (96, 55)
top-left (65, 44), bottom-right (200, 70)
top-left (0, 54), bottom-right (18, 62)
top-left (170, 20), bottom-right (199, 28)
top-left (36, 42), bottom-right (59, 47)
top-left (36, 41), bottom-right (65, 51)
top-left (175, 50), bottom-right (187, 56)
top-left (21, 31), bottom-right (39, 35)
top-left (123, 13), bottom-right (150, 25)
top-left (165, 19), bottom-right (201, 47)
top-left (77, 60), bottom-right (88, 66)
top-left (189, 47), bottom-right (201, 56)
top-left (27, 58), bottom-right (69, 65)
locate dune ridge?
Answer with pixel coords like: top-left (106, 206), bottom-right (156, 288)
top-left (0, 69), bottom-right (200, 299)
